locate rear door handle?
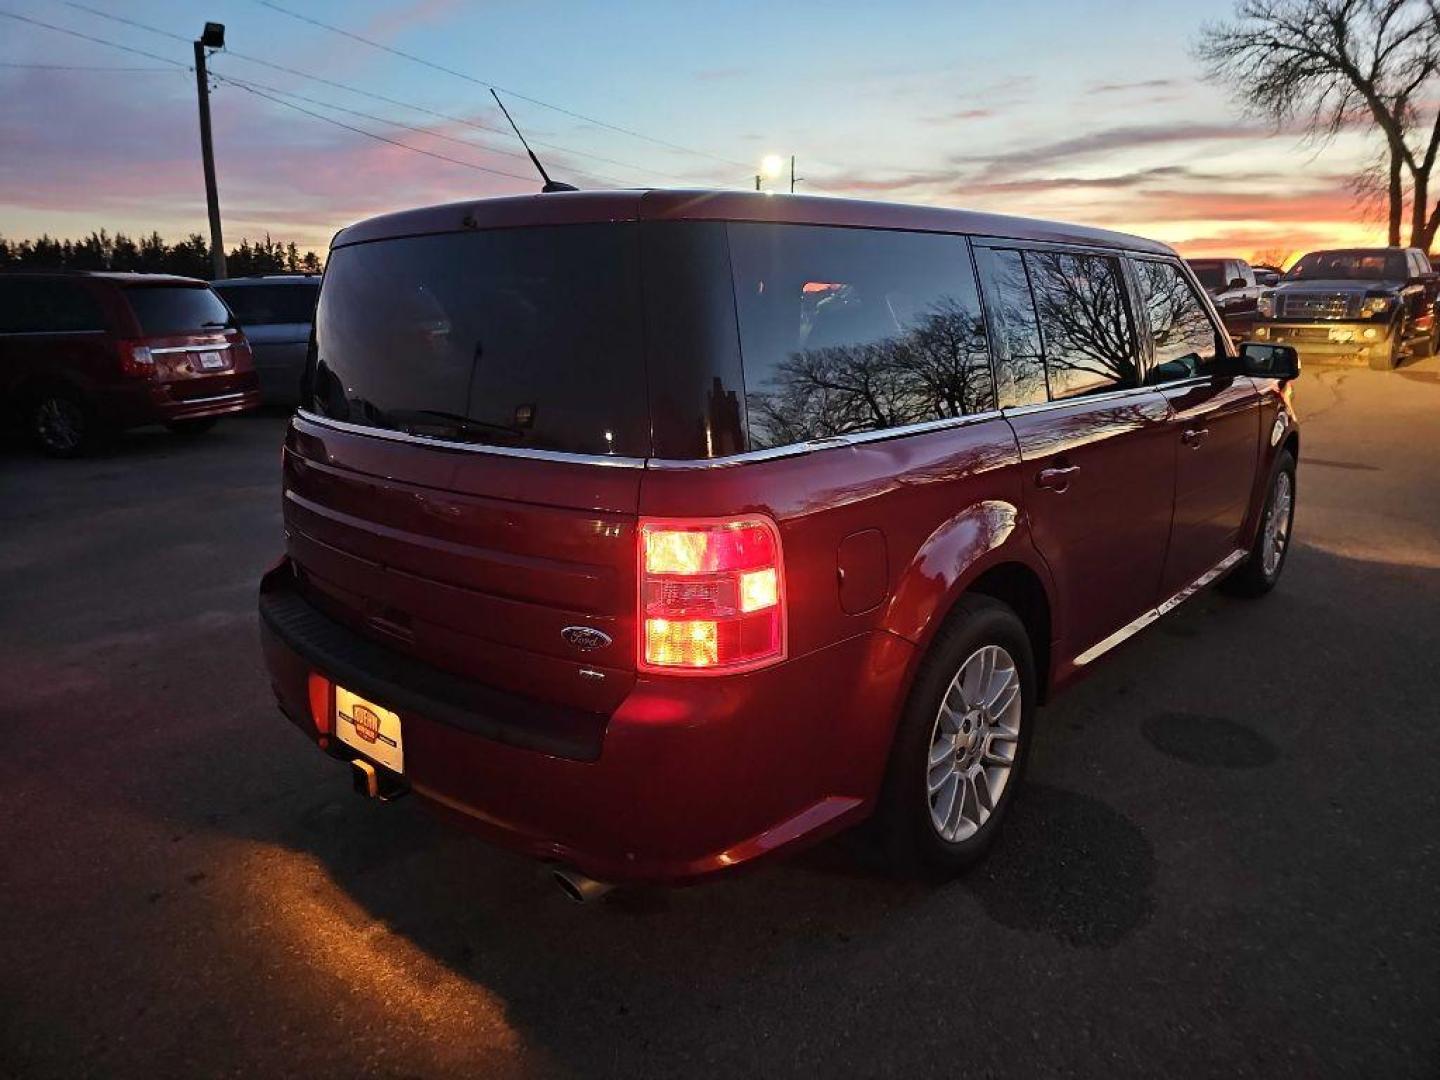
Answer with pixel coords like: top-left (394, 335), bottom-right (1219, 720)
top-left (1181, 427), bottom-right (1210, 447)
top-left (1036, 465), bottom-right (1079, 490)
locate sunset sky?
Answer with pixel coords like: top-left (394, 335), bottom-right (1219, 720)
top-left (0, 0), bottom-right (1391, 263)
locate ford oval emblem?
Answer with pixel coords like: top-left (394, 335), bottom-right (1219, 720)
top-left (561, 625), bottom-right (613, 652)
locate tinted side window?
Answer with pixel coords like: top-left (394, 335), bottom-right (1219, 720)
top-left (216, 283), bottom-right (318, 325)
top-left (728, 223), bottom-right (995, 449)
top-left (1133, 259), bottom-right (1223, 381)
top-left (973, 247), bottom-right (1046, 407)
top-left (0, 280), bottom-right (105, 333)
top-left (642, 222), bottom-right (746, 459)
top-left (311, 225), bottom-right (649, 457)
top-left (1024, 250), bottom-right (1138, 400)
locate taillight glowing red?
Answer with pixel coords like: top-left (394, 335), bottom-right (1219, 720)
top-left (638, 517), bottom-right (786, 674)
top-left (118, 340), bottom-right (156, 378)
top-left (307, 672), bottom-right (332, 735)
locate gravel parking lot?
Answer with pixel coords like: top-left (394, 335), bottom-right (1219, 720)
top-left (2, 361), bottom-right (1437, 1078)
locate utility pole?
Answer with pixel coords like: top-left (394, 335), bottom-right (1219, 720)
top-left (790, 155), bottom-right (796, 194)
top-left (193, 22), bottom-right (227, 279)
top-left (754, 174), bottom-right (761, 191)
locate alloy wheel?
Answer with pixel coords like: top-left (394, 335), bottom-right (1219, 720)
top-left (1262, 470), bottom-right (1293, 577)
top-left (926, 644), bottom-right (1023, 842)
top-left (34, 395), bottom-right (85, 454)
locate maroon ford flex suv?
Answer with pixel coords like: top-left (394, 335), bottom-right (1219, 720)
top-left (259, 191), bottom-right (1300, 896)
top-left (0, 271), bottom-right (260, 455)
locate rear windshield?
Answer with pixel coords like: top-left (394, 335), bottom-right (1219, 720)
top-left (215, 282), bottom-right (318, 326)
top-left (1287, 250), bottom-right (1406, 281)
top-left (124, 286), bottom-right (233, 336)
top-left (309, 225), bottom-right (647, 457)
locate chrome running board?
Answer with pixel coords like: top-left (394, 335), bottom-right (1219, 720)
top-left (1072, 548), bottom-right (1247, 667)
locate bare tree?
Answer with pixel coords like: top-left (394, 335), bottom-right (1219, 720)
top-left (1197, 0), bottom-right (1440, 247)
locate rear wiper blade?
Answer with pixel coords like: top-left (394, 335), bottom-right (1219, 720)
top-left (383, 408), bottom-right (523, 442)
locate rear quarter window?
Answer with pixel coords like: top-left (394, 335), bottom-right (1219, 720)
top-left (309, 224), bottom-right (648, 457)
top-left (727, 223), bottom-right (995, 449)
top-left (124, 286), bottom-right (233, 336)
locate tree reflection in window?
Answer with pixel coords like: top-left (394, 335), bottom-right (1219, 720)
top-left (1024, 251), bottom-right (1138, 400)
top-left (1134, 260), bottom-right (1221, 381)
top-left (729, 224), bottom-right (996, 450)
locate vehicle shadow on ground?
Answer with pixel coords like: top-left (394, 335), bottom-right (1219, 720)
top-left (66, 540), bottom-right (1440, 1074)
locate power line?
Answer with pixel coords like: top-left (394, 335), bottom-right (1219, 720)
top-left (58, 0), bottom-right (706, 186)
top-left (209, 69), bottom-right (626, 187)
top-left (0, 60), bottom-right (177, 72)
top-left (250, 0), bottom-right (756, 171)
top-left (0, 9), bottom-right (188, 69)
top-left (220, 78), bottom-right (539, 183)
top-left (2, 8), bottom-right (582, 187)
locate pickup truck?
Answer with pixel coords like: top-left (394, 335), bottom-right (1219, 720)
top-left (1186, 257), bottom-right (1264, 341)
top-left (1252, 247), bottom-right (1439, 369)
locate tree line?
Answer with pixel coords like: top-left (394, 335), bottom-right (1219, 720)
top-left (0, 230), bottom-right (322, 279)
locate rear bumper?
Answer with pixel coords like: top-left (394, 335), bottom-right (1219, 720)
top-left (96, 372), bottom-right (261, 427)
top-left (258, 561), bottom-right (915, 884)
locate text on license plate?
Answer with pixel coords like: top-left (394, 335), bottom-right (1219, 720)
top-left (334, 686), bottom-right (404, 773)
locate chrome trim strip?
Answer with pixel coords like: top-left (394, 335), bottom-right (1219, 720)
top-left (150, 343), bottom-right (231, 355)
top-left (1001, 384), bottom-right (1163, 418)
top-left (299, 408), bottom-right (1007, 471)
top-left (179, 391), bottom-right (248, 405)
top-left (646, 409), bottom-right (1005, 470)
top-left (0, 329), bottom-right (107, 337)
top-left (1072, 548), bottom-right (1247, 667)
top-left (295, 409), bottom-right (647, 468)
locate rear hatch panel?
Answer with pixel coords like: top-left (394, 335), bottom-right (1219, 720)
top-left (284, 419), bottom-right (641, 715)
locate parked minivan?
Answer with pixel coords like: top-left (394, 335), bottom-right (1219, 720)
top-left (0, 271), bottom-right (260, 455)
top-left (212, 275), bottom-right (319, 407)
top-left (259, 191), bottom-right (1300, 893)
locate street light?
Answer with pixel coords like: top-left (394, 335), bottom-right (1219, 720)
top-left (756, 154), bottom-right (792, 193)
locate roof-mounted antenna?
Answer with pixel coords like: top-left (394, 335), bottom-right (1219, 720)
top-left (490, 89), bottom-right (578, 193)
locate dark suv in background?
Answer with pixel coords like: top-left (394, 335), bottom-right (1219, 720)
top-left (0, 271), bottom-right (259, 455)
top-left (1186, 257), bottom-right (1264, 341)
top-left (259, 189), bottom-right (1301, 895)
top-left (1254, 247), bottom-right (1439, 369)
top-left (212, 275), bottom-right (319, 407)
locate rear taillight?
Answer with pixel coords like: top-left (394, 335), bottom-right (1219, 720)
top-left (118, 341), bottom-right (155, 378)
top-left (307, 672), bottom-right (332, 736)
top-left (638, 516), bottom-right (786, 674)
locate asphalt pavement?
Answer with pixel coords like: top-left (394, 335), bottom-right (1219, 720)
top-left (1, 360), bottom-right (1437, 1078)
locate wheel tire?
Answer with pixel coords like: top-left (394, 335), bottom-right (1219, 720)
top-left (876, 594), bottom-right (1037, 879)
top-left (166, 417), bottom-right (219, 437)
top-left (1418, 322), bottom-right (1440, 359)
top-left (1369, 327), bottom-right (1402, 370)
top-left (28, 386), bottom-right (98, 458)
top-left (1222, 450), bottom-right (1296, 598)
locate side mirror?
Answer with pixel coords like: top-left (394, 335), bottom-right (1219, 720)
top-left (1228, 277), bottom-right (1247, 290)
top-left (1240, 341), bottom-right (1300, 380)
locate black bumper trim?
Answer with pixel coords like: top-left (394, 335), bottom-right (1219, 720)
top-left (259, 569), bottom-right (607, 762)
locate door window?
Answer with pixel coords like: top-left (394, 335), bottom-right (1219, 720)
top-left (973, 246), bottom-right (1046, 407)
top-left (1023, 250), bottom-right (1139, 400)
top-left (1133, 259), bottom-right (1224, 383)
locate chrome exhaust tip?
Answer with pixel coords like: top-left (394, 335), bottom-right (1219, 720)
top-left (552, 866), bottom-right (613, 904)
